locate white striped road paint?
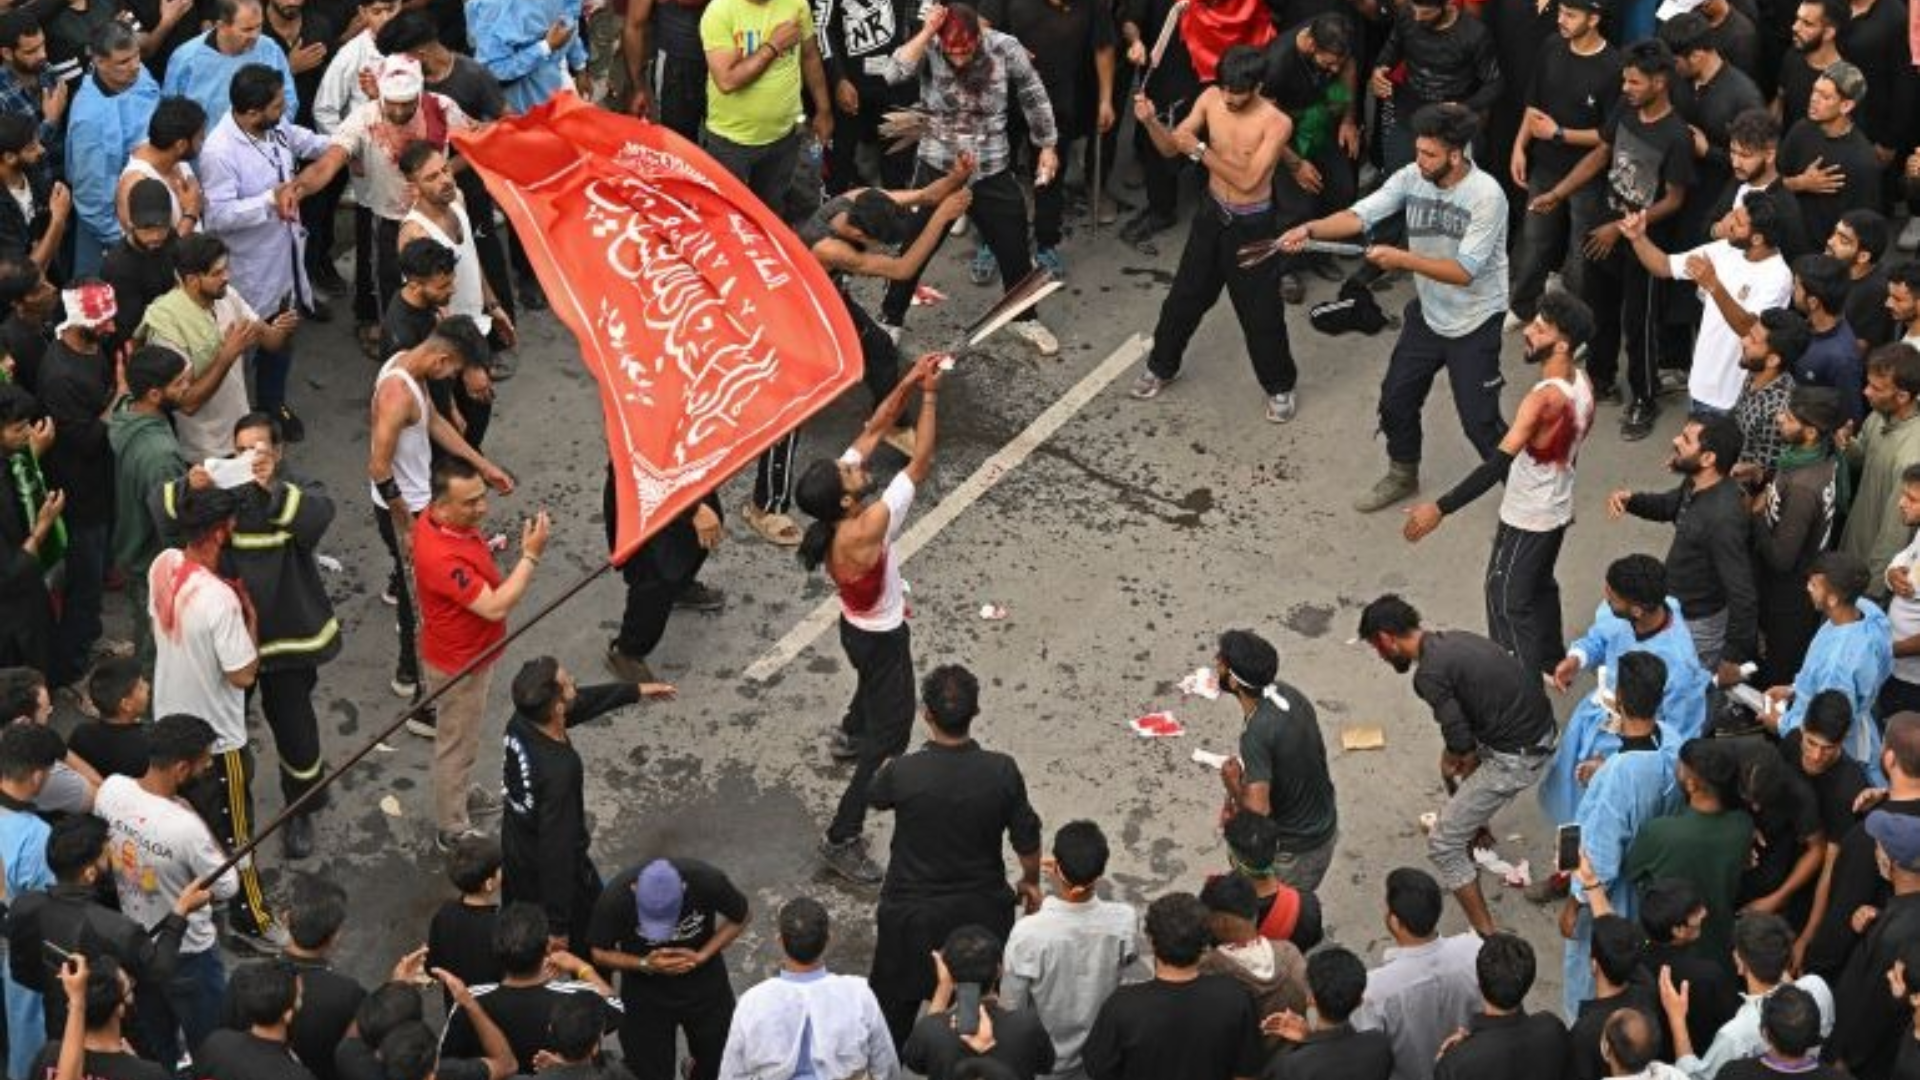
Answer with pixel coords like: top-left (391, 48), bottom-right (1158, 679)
top-left (743, 330), bottom-right (1152, 681)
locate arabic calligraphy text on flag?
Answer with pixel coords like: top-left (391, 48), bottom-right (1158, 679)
top-left (452, 95), bottom-right (860, 564)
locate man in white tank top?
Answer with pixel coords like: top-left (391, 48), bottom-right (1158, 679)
top-left (1403, 291), bottom-right (1599, 678)
top-left (394, 140), bottom-right (515, 376)
top-left (367, 314), bottom-right (513, 707)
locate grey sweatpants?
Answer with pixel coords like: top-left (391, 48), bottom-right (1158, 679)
top-left (1430, 745), bottom-right (1552, 891)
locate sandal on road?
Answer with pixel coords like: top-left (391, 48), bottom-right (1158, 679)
top-left (743, 502), bottom-right (802, 547)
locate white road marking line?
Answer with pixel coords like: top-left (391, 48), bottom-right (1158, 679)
top-left (744, 331), bottom-right (1152, 682)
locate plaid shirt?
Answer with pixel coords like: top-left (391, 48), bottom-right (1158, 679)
top-left (0, 70), bottom-right (62, 185)
top-left (882, 28), bottom-right (1056, 178)
top-left (1734, 371), bottom-right (1797, 472)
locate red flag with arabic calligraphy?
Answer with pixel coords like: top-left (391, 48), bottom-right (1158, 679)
top-left (451, 95), bottom-right (861, 564)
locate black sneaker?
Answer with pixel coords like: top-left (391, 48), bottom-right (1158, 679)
top-left (674, 581), bottom-right (726, 613)
top-left (1591, 380), bottom-right (1620, 406)
top-left (277, 404), bottom-right (306, 443)
top-left (404, 705), bottom-right (437, 738)
top-left (280, 812), bottom-right (315, 861)
top-left (819, 836), bottom-right (884, 885)
top-left (1621, 398), bottom-right (1659, 442)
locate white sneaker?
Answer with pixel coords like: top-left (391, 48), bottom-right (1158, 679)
top-left (1006, 319), bottom-right (1059, 356)
top-left (949, 215), bottom-right (970, 237)
top-left (1501, 311), bottom-right (1523, 333)
top-left (1901, 217), bottom-right (1920, 252)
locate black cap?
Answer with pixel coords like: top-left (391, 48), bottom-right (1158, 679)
top-left (127, 178), bottom-right (173, 231)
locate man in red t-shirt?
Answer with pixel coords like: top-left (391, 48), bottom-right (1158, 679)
top-left (413, 457), bottom-right (550, 850)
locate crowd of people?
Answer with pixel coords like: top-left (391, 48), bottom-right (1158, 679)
top-left (0, 0), bottom-right (1918, 1078)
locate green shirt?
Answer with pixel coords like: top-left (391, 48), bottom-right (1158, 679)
top-left (699, 0), bottom-right (812, 147)
top-left (1624, 806), bottom-right (1754, 968)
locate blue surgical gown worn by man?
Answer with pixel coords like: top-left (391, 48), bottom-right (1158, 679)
top-left (470, 0), bottom-right (586, 115)
top-left (1775, 599), bottom-right (1893, 785)
top-left (163, 29), bottom-right (300, 123)
top-left (1562, 730), bottom-right (1682, 1016)
top-left (65, 60), bottom-right (159, 276)
top-left (1540, 599), bottom-right (1709, 826)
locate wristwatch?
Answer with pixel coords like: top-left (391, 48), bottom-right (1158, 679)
top-left (1187, 141), bottom-right (1207, 163)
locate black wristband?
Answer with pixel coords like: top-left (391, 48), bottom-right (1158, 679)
top-left (376, 477), bottom-right (401, 502)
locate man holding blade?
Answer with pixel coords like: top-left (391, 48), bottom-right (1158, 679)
top-left (1126, 43), bottom-right (1300, 424)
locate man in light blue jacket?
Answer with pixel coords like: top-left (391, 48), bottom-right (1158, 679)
top-left (162, 0), bottom-right (299, 123)
top-left (470, 0), bottom-right (586, 115)
top-left (64, 21), bottom-right (158, 277)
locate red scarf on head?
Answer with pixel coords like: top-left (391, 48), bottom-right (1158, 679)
top-left (1180, 0), bottom-right (1276, 84)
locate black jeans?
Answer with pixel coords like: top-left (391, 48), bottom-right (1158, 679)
top-left (373, 508), bottom-right (418, 684)
top-left (1146, 199), bottom-right (1297, 394)
top-left (1484, 522), bottom-right (1567, 677)
top-left (881, 165), bottom-right (1036, 326)
top-left (257, 666), bottom-right (327, 806)
top-left (826, 619), bottom-right (915, 844)
top-left (619, 991), bottom-right (734, 1080)
top-left (702, 125), bottom-right (803, 214)
top-left (1378, 303), bottom-right (1507, 465)
top-left (1509, 182), bottom-right (1600, 320)
top-left (658, 53), bottom-right (709, 143)
top-left (1580, 241), bottom-right (1660, 401)
top-left (826, 76), bottom-right (917, 195)
top-left (1272, 143), bottom-right (1357, 228)
top-left (301, 169), bottom-right (347, 283)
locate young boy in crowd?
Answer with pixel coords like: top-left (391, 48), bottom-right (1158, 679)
top-left (68, 657), bottom-right (151, 780)
top-left (427, 835), bottom-right (505, 1009)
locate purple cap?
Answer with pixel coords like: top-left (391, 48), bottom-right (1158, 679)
top-left (1866, 810), bottom-right (1920, 872)
top-left (634, 859), bottom-right (685, 941)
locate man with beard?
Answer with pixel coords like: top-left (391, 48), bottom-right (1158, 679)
top-left (1282, 102), bottom-right (1510, 511)
top-left (396, 142), bottom-right (515, 378)
top-left (1661, 11), bottom-right (1764, 255)
top-left (1839, 344), bottom-right (1920, 599)
top-left (1710, 109), bottom-right (1811, 260)
top-left (1615, 191), bottom-right (1793, 417)
top-left (65, 22), bottom-right (159, 278)
top-left (1402, 291), bottom-right (1598, 679)
top-left (1544, 38), bottom-right (1693, 438)
top-left (102, 179), bottom-right (180, 348)
top-left (1830, 209), bottom-right (1893, 350)
top-left (1128, 44), bottom-right (1299, 423)
top-left (1774, 0), bottom-right (1841, 135)
top-left (291, 56), bottom-right (477, 333)
top-left (38, 281), bottom-right (123, 688)
top-left (0, 256), bottom-right (53, 393)
top-left (198, 64), bottom-right (325, 441)
top-left (0, 113), bottom-right (70, 272)
top-left (1506, 0), bottom-right (1619, 329)
top-left (1263, 12), bottom-right (1362, 303)
top-left (106, 346), bottom-right (191, 672)
top-left (136, 233), bottom-right (297, 464)
top-left (1728, 306), bottom-right (1808, 476)
top-left (1751, 387), bottom-right (1845, 685)
top-left (0, 12), bottom-right (67, 190)
top-left (1357, 593), bottom-right (1559, 937)
top-left (1605, 414), bottom-right (1759, 675)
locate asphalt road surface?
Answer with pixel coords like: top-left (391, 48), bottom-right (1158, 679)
top-left (69, 179), bottom-right (1689, 1022)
